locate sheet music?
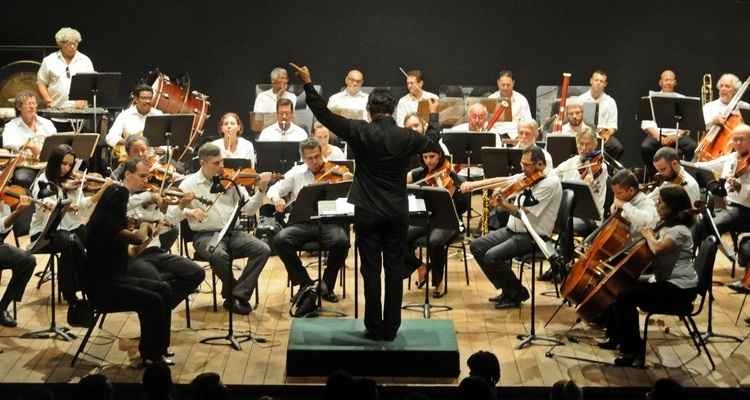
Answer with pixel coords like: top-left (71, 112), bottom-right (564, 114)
top-left (408, 195), bottom-right (427, 213)
top-left (318, 197), bottom-right (355, 216)
top-left (208, 198), bottom-right (239, 253)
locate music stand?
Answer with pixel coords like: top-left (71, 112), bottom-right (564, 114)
top-left (39, 134), bottom-right (100, 162)
top-left (22, 200), bottom-right (76, 341)
top-left (254, 141), bottom-right (300, 174)
top-left (289, 181), bottom-right (352, 317)
top-left (402, 185), bottom-right (458, 319)
top-left (442, 132), bottom-right (496, 236)
top-left (546, 135), bottom-right (578, 167)
top-left (562, 181), bottom-right (600, 221)
top-left (482, 147), bottom-right (523, 178)
top-left (649, 95), bottom-right (705, 151)
top-left (68, 72), bottom-right (121, 132)
top-left (223, 158), bottom-right (252, 170)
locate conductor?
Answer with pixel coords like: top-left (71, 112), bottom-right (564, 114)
top-left (290, 62), bottom-right (440, 340)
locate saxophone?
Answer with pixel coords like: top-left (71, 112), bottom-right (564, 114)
top-left (481, 189), bottom-right (490, 235)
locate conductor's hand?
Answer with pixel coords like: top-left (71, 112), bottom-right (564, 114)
top-left (289, 63), bottom-right (311, 84)
top-left (428, 98), bottom-right (439, 114)
top-left (274, 198), bottom-right (287, 213)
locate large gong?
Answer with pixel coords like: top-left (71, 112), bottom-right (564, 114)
top-left (0, 60), bottom-right (42, 108)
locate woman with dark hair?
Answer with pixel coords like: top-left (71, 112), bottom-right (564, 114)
top-left (600, 184), bottom-right (698, 367)
top-left (404, 141), bottom-right (467, 297)
top-left (85, 185), bottom-right (173, 366)
top-left (30, 144), bottom-right (112, 304)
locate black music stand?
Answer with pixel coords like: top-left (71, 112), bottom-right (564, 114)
top-left (68, 72), bottom-right (121, 132)
top-left (21, 200), bottom-right (75, 341)
top-left (442, 132), bottom-right (496, 236)
top-left (39, 134), bottom-right (100, 172)
top-left (648, 95), bottom-right (705, 152)
top-left (402, 185), bottom-right (457, 319)
top-left (482, 147), bottom-right (523, 178)
top-left (200, 176), bottom-right (266, 351)
top-left (289, 181), bottom-right (352, 318)
top-left (546, 135), bottom-right (578, 167)
top-left (254, 141), bottom-right (300, 174)
top-left (223, 158), bottom-right (252, 171)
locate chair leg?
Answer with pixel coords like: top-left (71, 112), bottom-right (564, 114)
top-left (184, 297), bottom-right (191, 329)
top-left (461, 241), bottom-right (470, 286)
top-left (12, 300), bottom-right (16, 320)
top-left (736, 294), bottom-right (748, 325)
top-left (681, 316), bottom-right (701, 351)
top-left (211, 271), bottom-right (218, 312)
top-left (71, 312), bottom-right (103, 367)
top-left (98, 313), bottom-right (106, 329)
top-left (643, 313), bottom-right (652, 361)
top-left (689, 316), bottom-right (716, 370)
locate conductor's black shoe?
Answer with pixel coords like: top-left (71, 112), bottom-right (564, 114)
top-left (363, 330), bottom-right (382, 341)
top-left (0, 310), bottom-right (16, 328)
top-left (596, 338), bottom-right (619, 350)
top-left (488, 293), bottom-right (503, 303)
top-left (223, 299), bottom-right (251, 315)
top-left (614, 352), bottom-right (645, 368)
top-left (321, 290), bottom-right (339, 303)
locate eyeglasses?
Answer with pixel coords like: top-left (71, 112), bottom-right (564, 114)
top-left (66, 66), bottom-right (70, 79)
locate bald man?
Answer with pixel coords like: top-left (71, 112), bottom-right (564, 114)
top-left (448, 103), bottom-right (504, 146)
top-left (327, 69), bottom-right (369, 118)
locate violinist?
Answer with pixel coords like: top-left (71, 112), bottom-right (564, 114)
top-left (267, 138), bottom-right (351, 303)
top-left (210, 112), bottom-right (256, 165)
top-left (403, 141), bottom-right (466, 297)
top-left (120, 157), bottom-right (204, 334)
top-left (312, 122), bottom-right (345, 161)
top-left (598, 185), bottom-right (698, 367)
top-left (649, 147), bottom-right (700, 204)
top-left (178, 143), bottom-right (272, 315)
top-left (0, 190), bottom-right (37, 327)
top-left (553, 127), bottom-right (608, 236)
top-left (465, 146), bottom-right (562, 309)
top-left (110, 135), bottom-right (149, 181)
top-left (31, 144), bottom-right (114, 305)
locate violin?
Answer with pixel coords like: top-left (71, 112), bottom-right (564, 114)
top-left (413, 159), bottom-right (455, 195)
top-left (314, 161), bottom-right (351, 183)
top-left (221, 167), bottom-right (284, 188)
top-left (1, 185), bottom-right (47, 210)
top-left (491, 171), bottom-right (545, 205)
top-left (578, 150), bottom-right (603, 180)
top-left (143, 183), bottom-right (214, 207)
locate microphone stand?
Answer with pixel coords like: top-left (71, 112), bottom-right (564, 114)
top-left (200, 176), bottom-right (266, 350)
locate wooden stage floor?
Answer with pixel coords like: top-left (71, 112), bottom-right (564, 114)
top-left (1, 235), bottom-right (750, 388)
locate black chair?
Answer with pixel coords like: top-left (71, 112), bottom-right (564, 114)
top-left (639, 235), bottom-right (718, 370)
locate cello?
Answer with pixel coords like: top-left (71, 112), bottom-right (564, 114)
top-left (695, 76), bottom-right (750, 161)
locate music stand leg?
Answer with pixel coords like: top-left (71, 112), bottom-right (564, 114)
top-left (516, 247), bottom-right (563, 349)
top-left (22, 256), bottom-right (76, 341)
top-left (402, 242), bottom-right (451, 319)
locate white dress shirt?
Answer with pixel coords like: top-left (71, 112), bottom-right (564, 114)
top-left (253, 89), bottom-right (297, 113)
top-left (395, 90), bottom-right (439, 127)
top-left (616, 191), bottom-right (658, 238)
top-left (211, 137), bottom-right (256, 166)
top-left (127, 190), bottom-right (184, 250)
top-left (507, 173), bottom-right (562, 237)
top-left (36, 51), bottom-right (95, 108)
top-left (105, 105), bottom-right (164, 148)
top-left (2, 115), bottom-right (57, 152)
top-left (641, 91), bottom-right (685, 135)
top-left (579, 90), bottom-right (618, 130)
top-left (267, 163), bottom-right (316, 204)
top-left (178, 170), bottom-right (264, 232)
top-left (327, 90), bottom-right (369, 116)
top-left (702, 98), bottom-right (750, 131)
top-left (487, 90), bottom-right (533, 136)
top-left (257, 122), bottom-right (307, 141)
top-left (30, 173), bottom-right (94, 237)
top-left (554, 154), bottom-right (609, 220)
top-left (561, 121), bottom-right (589, 136)
top-left (647, 168), bottom-right (701, 206)
top-left (0, 203), bottom-right (13, 234)
top-left (324, 145), bottom-right (346, 161)
top-left (697, 153), bottom-right (750, 208)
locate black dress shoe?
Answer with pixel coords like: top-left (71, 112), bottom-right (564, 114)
top-left (0, 310), bottom-right (17, 328)
top-left (614, 352), bottom-right (645, 367)
top-left (728, 280), bottom-right (750, 294)
top-left (495, 297), bottom-right (522, 309)
top-left (223, 299), bottom-right (251, 315)
top-left (363, 330), bottom-right (382, 341)
top-left (321, 290), bottom-right (339, 303)
top-left (596, 338), bottom-right (619, 350)
top-left (488, 293), bottom-right (504, 303)
top-left (164, 349), bottom-right (175, 357)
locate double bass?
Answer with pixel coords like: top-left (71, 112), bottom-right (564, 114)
top-left (695, 76), bottom-right (750, 161)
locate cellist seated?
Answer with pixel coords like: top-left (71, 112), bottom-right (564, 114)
top-left (608, 169), bottom-right (658, 239)
top-left (597, 185), bottom-right (698, 367)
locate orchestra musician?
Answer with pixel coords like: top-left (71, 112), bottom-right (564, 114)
top-left (178, 143), bottom-right (272, 315)
top-left (31, 144), bottom-right (114, 305)
top-left (85, 184), bottom-right (173, 366)
top-left (403, 112), bottom-right (450, 155)
top-left (312, 122), bottom-right (346, 161)
top-left (403, 141), bottom-right (466, 298)
top-left (487, 70), bottom-right (533, 137)
top-left (598, 185), bottom-right (698, 367)
top-left (578, 70), bottom-right (624, 160)
top-left (292, 62), bottom-right (440, 341)
top-left (257, 98), bottom-right (308, 141)
top-left (395, 69), bottom-right (439, 127)
top-left (640, 70), bottom-right (697, 171)
top-left (515, 121), bottom-right (553, 173)
top-left (253, 67), bottom-right (297, 113)
top-left (0, 193), bottom-right (37, 327)
top-left (3, 91), bottom-right (57, 188)
top-left (703, 74), bottom-right (748, 132)
top-left (327, 69), bottom-right (369, 116)
top-left (105, 84), bottom-right (163, 164)
top-left (560, 97), bottom-right (590, 136)
top-left (36, 27), bottom-right (94, 110)
top-left (446, 103), bottom-right (504, 146)
top-left (210, 112), bottom-right (256, 165)
top-left (120, 157), bottom-right (204, 330)
top-left (553, 127), bottom-right (608, 236)
top-left (268, 138), bottom-right (352, 303)
top-left (110, 135), bottom-right (150, 180)
top-left (609, 169), bottom-right (658, 238)
top-left (649, 147), bottom-right (700, 205)
top-left (464, 146), bottom-right (562, 309)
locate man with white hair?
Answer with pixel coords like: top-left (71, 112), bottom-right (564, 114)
top-left (488, 70), bottom-right (533, 137)
top-left (702, 73), bottom-right (748, 133)
top-left (560, 97), bottom-right (590, 135)
top-left (327, 69), bottom-right (369, 118)
top-left (36, 27), bottom-right (95, 109)
top-left (253, 67), bottom-right (297, 113)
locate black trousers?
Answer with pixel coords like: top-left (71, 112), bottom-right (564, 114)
top-left (12, 167), bottom-right (39, 189)
top-left (355, 206), bottom-right (407, 339)
top-left (272, 222), bottom-right (349, 290)
top-left (33, 225), bottom-right (86, 303)
top-left (605, 280), bottom-right (697, 354)
top-left (469, 227), bottom-right (533, 299)
top-left (89, 276), bottom-right (172, 360)
top-left (640, 135), bottom-right (697, 177)
top-left (0, 243), bottom-right (36, 311)
top-left (127, 248), bottom-right (204, 310)
top-left (404, 224), bottom-right (456, 285)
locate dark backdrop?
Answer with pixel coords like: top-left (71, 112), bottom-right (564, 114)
top-left (2, 0), bottom-right (748, 166)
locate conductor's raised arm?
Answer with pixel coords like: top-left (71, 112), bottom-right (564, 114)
top-left (290, 62), bottom-right (354, 141)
